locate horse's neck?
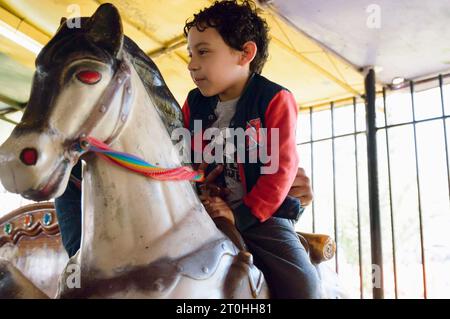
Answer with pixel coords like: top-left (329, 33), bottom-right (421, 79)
top-left (78, 65), bottom-right (222, 273)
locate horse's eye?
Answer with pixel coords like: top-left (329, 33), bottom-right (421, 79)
top-left (76, 70), bottom-right (102, 85)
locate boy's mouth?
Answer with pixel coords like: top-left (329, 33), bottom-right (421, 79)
top-left (194, 77), bottom-right (206, 84)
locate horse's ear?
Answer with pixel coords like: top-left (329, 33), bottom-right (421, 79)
top-left (60, 17), bottom-right (67, 26)
top-left (88, 4), bottom-right (123, 57)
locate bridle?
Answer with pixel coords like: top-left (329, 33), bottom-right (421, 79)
top-left (73, 56), bottom-right (133, 148)
top-left (64, 55), bottom-right (203, 184)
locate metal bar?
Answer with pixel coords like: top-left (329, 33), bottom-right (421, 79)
top-left (438, 74), bottom-right (450, 202)
top-left (297, 115), bottom-right (450, 145)
top-left (382, 87), bottom-right (399, 299)
top-left (301, 95), bottom-right (370, 111)
top-left (0, 108), bottom-right (19, 117)
top-left (0, 114), bottom-right (18, 125)
top-left (148, 37), bottom-right (187, 59)
top-left (298, 131), bottom-right (366, 146)
top-left (0, 6), bottom-right (50, 43)
top-left (0, 94), bottom-right (26, 111)
top-left (330, 101), bottom-right (339, 273)
top-left (302, 73), bottom-right (450, 113)
top-left (365, 68), bottom-right (384, 299)
top-left (389, 73), bottom-right (450, 91)
top-left (309, 107), bottom-right (316, 232)
top-left (410, 82), bottom-right (428, 299)
top-left (383, 117), bottom-right (450, 129)
top-left (353, 97), bottom-right (364, 299)
top-left (355, 103), bottom-right (364, 293)
top-left (377, 115), bottom-right (450, 130)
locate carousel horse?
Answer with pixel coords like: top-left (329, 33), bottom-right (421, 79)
top-left (0, 4), bottom-right (339, 298)
top-left (0, 3), bottom-right (269, 298)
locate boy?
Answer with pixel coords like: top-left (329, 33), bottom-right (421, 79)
top-left (182, 0), bottom-right (320, 298)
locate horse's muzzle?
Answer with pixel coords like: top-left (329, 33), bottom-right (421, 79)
top-left (0, 131), bottom-right (71, 200)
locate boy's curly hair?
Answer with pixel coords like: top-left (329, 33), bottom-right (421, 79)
top-left (184, 0), bottom-right (270, 74)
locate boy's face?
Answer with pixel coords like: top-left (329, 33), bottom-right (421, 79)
top-left (187, 26), bottom-right (246, 99)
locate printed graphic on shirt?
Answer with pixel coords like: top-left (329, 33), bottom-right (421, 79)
top-left (208, 97), bottom-right (245, 209)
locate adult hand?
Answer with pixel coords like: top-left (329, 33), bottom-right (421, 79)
top-left (288, 167), bottom-right (313, 207)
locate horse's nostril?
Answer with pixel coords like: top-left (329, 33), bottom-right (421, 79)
top-left (20, 148), bottom-right (38, 166)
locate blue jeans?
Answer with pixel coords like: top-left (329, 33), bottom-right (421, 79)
top-left (54, 162), bottom-right (82, 258)
top-left (241, 217), bottom-right (322, 299)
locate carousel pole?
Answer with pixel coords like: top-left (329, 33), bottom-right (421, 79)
top-left (364, 68), bottom-right (384, 299)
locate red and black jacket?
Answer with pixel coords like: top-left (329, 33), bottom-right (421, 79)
top-left (182, 73), bottom-right (303, 231)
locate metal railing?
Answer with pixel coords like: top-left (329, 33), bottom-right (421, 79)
top-left (297, 72), bottom-right (450, 299)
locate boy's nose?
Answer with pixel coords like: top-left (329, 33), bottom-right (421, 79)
top-left (188, 59), bottom-right (200, 72)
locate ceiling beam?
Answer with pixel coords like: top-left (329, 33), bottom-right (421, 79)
top-left (270, 36), bottom-right (361, 97)
top-left (0, 94), bottom-right (26, 111)
top-left (0, 113), bottom-right (18, 125)
top-left (93, 0), bottom-right (189, 65)
top-left (0, 5), bottom-right (50, 45)
top-left (147, 35), bottom-right (186, 59)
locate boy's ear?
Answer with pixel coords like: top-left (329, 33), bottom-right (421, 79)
top-left (239, 41), bottom-right (258, 66)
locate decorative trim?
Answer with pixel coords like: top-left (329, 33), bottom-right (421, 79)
top-left (42, 212), bottom-right (53, 226)
top-left (0, 202), bottom-right (60, 247)
top-left (24, 214), bottom-right (33, 228)
top-left (3, 222), bottom-right (12, 235)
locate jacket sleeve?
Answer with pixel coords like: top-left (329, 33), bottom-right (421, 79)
top-left (234, 90), bottom-right (299, 231)
top-left (181, 98), bottom-right (190, 129)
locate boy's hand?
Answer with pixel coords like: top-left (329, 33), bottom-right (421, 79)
top-left (196, 162), bottom-right (230, 199)
top-left (288, 167), bottom-right (313, 207)
top-left (199, 195), bottom-right (235, 225)
top-left (196, 163), bottom-right (313, 206)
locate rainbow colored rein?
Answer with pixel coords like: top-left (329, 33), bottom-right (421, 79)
top-left (76, 136), bottom-right (204, 182)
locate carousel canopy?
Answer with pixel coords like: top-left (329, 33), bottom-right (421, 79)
top-left (0, 0), bottom-right (448, 127)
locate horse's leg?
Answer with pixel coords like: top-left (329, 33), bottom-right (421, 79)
top-left (0, 259), bottom-right (49, 299)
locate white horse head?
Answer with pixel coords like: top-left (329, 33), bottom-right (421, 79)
top-left (0, 4), bottom-right (184, 201)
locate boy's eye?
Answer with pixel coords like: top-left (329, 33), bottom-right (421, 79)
top-left (76, 70), bottom-right (102, 85)
top-left (198, 50), bottom-right (208, 56)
